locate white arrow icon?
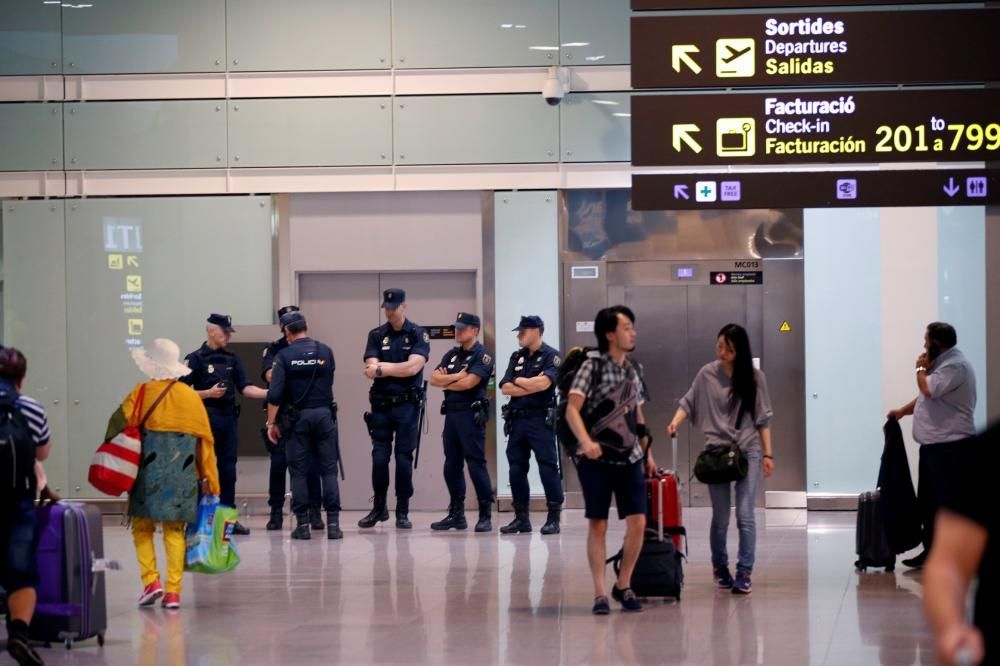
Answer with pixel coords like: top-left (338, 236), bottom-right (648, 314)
top-left (674, 184), bottom-right (690, 200)
top-left (943, 177), bottom-right (960, 197)
top-left (672, 45), bottom-right (702, 74)
top-left (672, 124), bottom-right (703, 154)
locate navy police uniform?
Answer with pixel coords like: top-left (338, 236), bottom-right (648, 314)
top-left (181, 314), bottom-right (249, 509)
top-left (363, 289), bottom-right (430, 511)
top-left (437, 313), bottom-right (495, 505)
top-left (267, 321), bottom-right (341, 521)
top-left (499, 317), bottom-right (564, 509)
top-left (261, 308), bottom-right (322, 518)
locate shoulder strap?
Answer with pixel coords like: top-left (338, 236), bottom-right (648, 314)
top-left (140, 380), bottom-right (177, 428)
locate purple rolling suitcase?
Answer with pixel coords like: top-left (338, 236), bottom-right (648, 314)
top-left (30, 502), bottom-right (108, 649)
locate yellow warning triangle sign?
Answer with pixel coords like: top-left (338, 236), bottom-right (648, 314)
top-left (779, 321), bottom-right (792, 333)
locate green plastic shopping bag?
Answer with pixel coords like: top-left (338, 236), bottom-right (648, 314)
top-left (185, 495), bottom-right (241, 574)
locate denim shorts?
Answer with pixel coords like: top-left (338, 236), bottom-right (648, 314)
top-left (575, 458), bottom-right (647, 520)
top-left (0, 498), bottom-right (40, 593)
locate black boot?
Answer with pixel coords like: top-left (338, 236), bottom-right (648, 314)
top-left (540, 501), bottom-right (562, 535)
top-left (499, 503), bottom-right (532, 534)
top-left (265, 507), bottom-right (283, 531)
top-left (358, 495), bottom-right (390, 528)
top-left (327, 512), bottom-right (343, 540)
top-left (6, 619), bottom-right (44, 666)
top-left (475, 500), bottom-right (493, 533)
top-left (396, 499), bottom-right (412, 530)
top-left (309, 506), bottom-right (325, 530)
top-left (431, 499), bottom-right (468, 531)
top-left (291, 514), bottom-right (311, 540)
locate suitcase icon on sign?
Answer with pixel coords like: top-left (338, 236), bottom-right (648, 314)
top-left (716, 118), bottom-right (756, 157)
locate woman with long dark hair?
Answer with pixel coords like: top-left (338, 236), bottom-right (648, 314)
top-left (667, 324), bottom-right (774, 594)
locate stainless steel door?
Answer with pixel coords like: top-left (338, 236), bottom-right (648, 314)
top-left (299, 271), bottom-right (477, 511)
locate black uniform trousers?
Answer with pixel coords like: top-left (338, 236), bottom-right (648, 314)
top-left (370, 401), bottom-right (419, 502)
top-left (506, 415), bottom-right (564, 507)
top-left (268, 437), bottom-right (322, 511)
top-left (285, 407), bottom-right (341, 515)
top-left (442, 410), bottom-right (492, 503)
top-left (208, 411), bottom-right (239, 508)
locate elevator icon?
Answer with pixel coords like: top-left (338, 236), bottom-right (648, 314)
top-left (716, 118), bottom-right (756, 157)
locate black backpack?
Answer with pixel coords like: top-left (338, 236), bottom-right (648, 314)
top-left (0, 387), bottom-right (36, 501)
top-left (554, 347), bottom-right (603, 456)
top-left (608, 528), bottom-right (685, 600)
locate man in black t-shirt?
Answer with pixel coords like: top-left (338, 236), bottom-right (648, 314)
top-left (924, 422), bottom-right (998, 666)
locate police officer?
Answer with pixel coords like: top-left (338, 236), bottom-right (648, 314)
top-left (498, 316), bottom-right (564, 535)
top-left (359, 289), bottom-right (430, 530)
top-left (429, 312), bottom-right (496, 533)
top-left (265, 311), bottom-right (343, 540)
top-left (261, 305), bottom-right (324, 532)
top-left (183, 313), bottom-right (267, 536)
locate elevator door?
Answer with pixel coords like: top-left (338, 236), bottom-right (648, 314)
top-left (298, 271), bottom-right (477, 511)
top-left (619, 284), bottom-right (759, 507)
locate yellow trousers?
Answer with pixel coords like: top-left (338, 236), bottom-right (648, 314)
top-left (132, 518), bottom-right (187, 594)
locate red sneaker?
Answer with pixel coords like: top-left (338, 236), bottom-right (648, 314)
top-left (137, 581), bottom-right (164, 607)
top-left (162, 592), bottom-right (181, 610)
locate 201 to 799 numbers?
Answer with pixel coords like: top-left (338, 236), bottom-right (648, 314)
top-left (874, 124), bottom-right (1000, 153)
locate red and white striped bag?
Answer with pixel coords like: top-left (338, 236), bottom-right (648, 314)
top-left (89, 382), bottom-right (174, 497)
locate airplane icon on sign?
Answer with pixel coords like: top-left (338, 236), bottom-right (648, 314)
top-left (721, 44), bottom-right (752, 63)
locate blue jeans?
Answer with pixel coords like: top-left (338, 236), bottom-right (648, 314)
top-left (708, 449), bottom-right (761, 574)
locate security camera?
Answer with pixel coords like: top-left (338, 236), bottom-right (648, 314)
top-left (542, 67), bottom-right (569, 106)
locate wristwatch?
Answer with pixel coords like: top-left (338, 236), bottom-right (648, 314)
top-left (375, 365), bottom-right (383, 378)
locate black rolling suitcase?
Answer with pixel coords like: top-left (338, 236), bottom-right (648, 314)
top-left (855, 490), bottom-right (895, 572)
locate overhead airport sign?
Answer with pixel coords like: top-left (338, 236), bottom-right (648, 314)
top-left (631, 169), bottom-right (1000, 211)
top-left (631, 89), bottom-right (1000, 167)
top-left (632, 10), bottom-right (1000, 88)
top-left (633, 0), bottom-right (973, 9)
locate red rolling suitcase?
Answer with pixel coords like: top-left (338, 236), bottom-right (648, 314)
top-left (646, 435), bottom-right (685, 550)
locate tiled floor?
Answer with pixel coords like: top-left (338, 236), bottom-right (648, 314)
top-left (4, 508), bottom-right (936, 665)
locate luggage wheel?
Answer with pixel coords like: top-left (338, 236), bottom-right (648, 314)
top-left (64, 639), bottom-right (72, 650)
top-left (885, 565), bottom-right (895, 573)
top-left (98, 633), bottom-right (106, 647)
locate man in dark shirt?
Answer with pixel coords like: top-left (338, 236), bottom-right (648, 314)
top-left (261, 306), bottom-right (323, 532)
top-left (925, 422), bottom-right (998, 665)
top-left (183, 313), bottom-right (267, 535)
top-left (429, 313), bottom-right (496, 533)
top-left (266, 312), bottom-right (343, 541)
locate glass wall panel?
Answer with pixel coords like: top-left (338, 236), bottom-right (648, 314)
top-left (393, 0), bottom-right (559, 69)
top-left (0, 103), bottom-right (63, 172)
top-left (227, 0), bottom-right (390, 72)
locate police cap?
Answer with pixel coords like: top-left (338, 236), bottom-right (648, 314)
top-left (512, 315), bottom-right (544, 331)
top-left (382, 288), bottom-right (405, 309)
top-left (276, 305), bottom-right (300, 320)
top-left (454, 312), bottom-right (481, 329)
top-left (207, 313), bottom-right (235, 333)
top-left (279, 311), bottom-right (307, 330)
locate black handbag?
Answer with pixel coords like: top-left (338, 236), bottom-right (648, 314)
top-left (694, 443), bottom-right (748, 484)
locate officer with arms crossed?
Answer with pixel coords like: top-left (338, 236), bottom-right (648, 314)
top-left (498, 315), bottom-right (564, 535)
top-left (261, 305), bottom-right (324, 532)
top-left (183, 313), bottom-right (267, 535)
top-left (266, 311), bottom-right (343, 540)
top-left (359, 289), bottom-right (430, 530)
top-left (429, 313), bottom-right (496, 533)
